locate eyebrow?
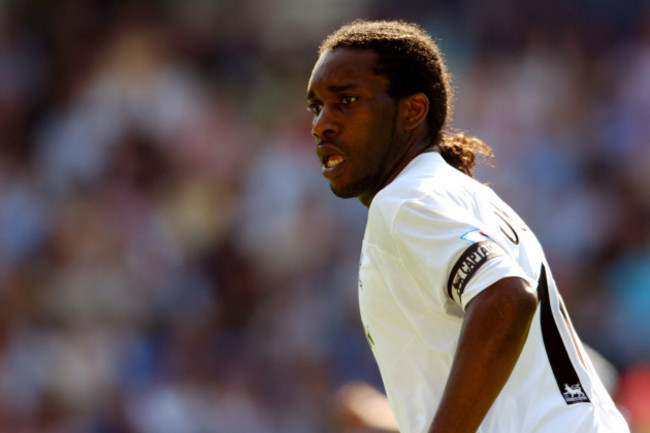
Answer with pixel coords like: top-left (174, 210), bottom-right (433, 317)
top-left (307, 83), bottom-right (361, 100)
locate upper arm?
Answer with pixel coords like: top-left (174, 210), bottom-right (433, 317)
top-left (464, 277), bottom-right (538, 332)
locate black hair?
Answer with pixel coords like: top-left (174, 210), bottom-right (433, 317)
top-left (320, 19), bottom-right (493, 176)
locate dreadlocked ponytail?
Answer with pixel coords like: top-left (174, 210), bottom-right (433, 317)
top-left (439, 132), bottom-right (493, 177)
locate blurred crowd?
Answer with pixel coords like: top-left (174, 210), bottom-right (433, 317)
top-left (0, 0), bottom-right (649, 432)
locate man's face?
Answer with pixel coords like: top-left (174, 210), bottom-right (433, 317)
top-left (307, 48), bottom-right (404, 206)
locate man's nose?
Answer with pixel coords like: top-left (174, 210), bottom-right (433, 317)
top-left (312, 106), bottom-right (340, 141)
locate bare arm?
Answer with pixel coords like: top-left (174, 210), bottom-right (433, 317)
top-left (428, 277), bottom-right (538, 433)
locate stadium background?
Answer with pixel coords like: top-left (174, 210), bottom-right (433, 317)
top-left (0, 0), bottom-right (649, 431)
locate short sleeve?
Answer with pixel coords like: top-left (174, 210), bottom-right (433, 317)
top-left (391, 198), bottom-right (532, 311)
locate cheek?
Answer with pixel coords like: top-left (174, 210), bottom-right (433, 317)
top-left (360, 107), bottom-right (393, 139)
top-left (367, 108), bottom-right (398, 153)
top-left (347, 103), bottom-right (397, 161)
top-left (356, 127), bottom-right (395, 177)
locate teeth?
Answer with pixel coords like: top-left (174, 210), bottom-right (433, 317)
top-left (326, 156), bottom-right (343, 168)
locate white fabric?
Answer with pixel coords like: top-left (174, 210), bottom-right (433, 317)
top-left (358, 151), bottom-right (629, 433)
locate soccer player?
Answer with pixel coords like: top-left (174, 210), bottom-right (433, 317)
top-left (306, 20), bottom-right (630, 433)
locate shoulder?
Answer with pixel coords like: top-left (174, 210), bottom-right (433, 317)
top-left (370, 152), bottom-right (486, 224)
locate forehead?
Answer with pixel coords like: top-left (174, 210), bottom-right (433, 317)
top-left (307, 48), bottom-right (388, 95)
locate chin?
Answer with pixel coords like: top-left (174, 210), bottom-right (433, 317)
top-left (330, 177), bottom-right (373, 201)
top-left (330, 184), bottom-right (357, 199)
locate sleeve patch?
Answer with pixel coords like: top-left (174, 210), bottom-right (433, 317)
top-left (447, 241), bottom-right (504, 303)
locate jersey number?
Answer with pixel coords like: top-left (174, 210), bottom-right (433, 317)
top-left (491, 203), bottom-right (519, 245)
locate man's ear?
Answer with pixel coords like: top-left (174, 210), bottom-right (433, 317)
top-left (401, 93), bottom-right (429, 131)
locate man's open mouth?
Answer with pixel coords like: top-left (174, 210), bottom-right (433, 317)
top-left (325, 155), bottom-right (344, 169)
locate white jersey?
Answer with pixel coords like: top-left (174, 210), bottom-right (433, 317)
top-left (358, 151), bottom-right (629, 433)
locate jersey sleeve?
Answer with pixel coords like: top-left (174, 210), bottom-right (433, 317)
top-left (391, 198), bottom-right (532, 311)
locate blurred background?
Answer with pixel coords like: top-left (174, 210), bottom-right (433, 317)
top-left (0, 0), bottom-right (649, 432)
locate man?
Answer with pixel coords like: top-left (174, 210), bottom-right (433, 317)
top-left (306, 20), bottom-right (630, 433)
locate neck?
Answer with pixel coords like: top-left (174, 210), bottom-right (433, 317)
top-left (358, 135), bottom-right (432, 208)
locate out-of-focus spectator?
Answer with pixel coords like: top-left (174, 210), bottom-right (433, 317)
top-left (616, 365), bottom-right (650, 433)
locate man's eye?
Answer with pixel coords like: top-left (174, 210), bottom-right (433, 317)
top-left (341, 95), bottom-right (358, 104)
top-left (308, 103), bottom-right (322, 115)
